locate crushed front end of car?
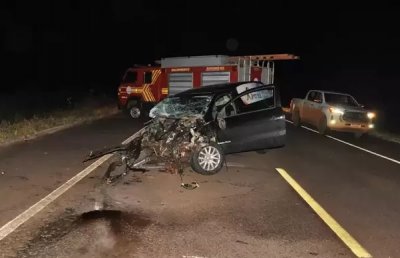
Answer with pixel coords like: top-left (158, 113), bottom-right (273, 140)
top-left (140, 115), bottom-right (219, 174)
top-left (84, 115), bottom-right (223, 184)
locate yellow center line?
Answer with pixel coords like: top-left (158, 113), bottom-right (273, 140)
top-left (275, 168), bottom-right (372, 258)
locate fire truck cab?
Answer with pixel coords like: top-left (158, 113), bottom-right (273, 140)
top-left (117, 54), bottom-right (299, 119)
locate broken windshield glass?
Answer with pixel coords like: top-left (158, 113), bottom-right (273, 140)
top-left (150, 95), bottom-right (212, 118)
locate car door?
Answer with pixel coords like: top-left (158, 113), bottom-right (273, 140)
top-left (307, 91), bottom-right (323, 126)
top-left (216, 84), bottom-right (286, 154)
top-left (302, 91), bottom-right (316, 122)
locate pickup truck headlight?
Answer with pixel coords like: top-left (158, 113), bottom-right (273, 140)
top-left (367, 112), bottom-right (376, 119)
top-left (329, 107), bottom-right (344, 115)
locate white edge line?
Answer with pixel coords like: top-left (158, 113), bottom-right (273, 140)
top-left (326, 135), bottom-right (400, 165)
top-left (285, 119), bottom-right (400, 166)
top-left (301, 125), bottom-right (319, 134)
top-left (285, 119), bottom-right (319, 133)
top-left (0, 127), bottom-right (145, 241)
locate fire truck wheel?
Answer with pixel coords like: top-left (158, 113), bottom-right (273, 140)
top-left (126, 100), bottom-right (141, 119)
top-left (191, 143), bottom-right (224, 175)
top-left (129, 106), bottom-right (141, 119)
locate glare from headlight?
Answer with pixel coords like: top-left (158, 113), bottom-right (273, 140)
top-left (367, 112), bottom-right (375, 119)
top-left (368, 124), bottom-right (374, 129)
top-left (329, 107), bottom-right (344, 115)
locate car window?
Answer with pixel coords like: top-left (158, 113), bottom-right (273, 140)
top-left (222, 88), bottom-right (274, 118)
top-left (150, 95), bottom-right (212, 118)
top-left (212, 94), bottom-right (232, 119)
top-left (144, 71), bottom-right (152, 84)
top-left (314, 92), bottom-right (322, 103)
top-left (307, 91), bottom-right (316, 101)
top-left (123, 71), bottom-right (137, 83)
top-left (325, 93), bottom-right (359, 106)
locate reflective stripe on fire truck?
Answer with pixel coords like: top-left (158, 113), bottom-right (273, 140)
top-left (162, 88), bottom-right (168, 95)
top-left (142, 85), bottom-right (152, 102)
top-left (133, 87), bottom-right (143, 93)
top-left (141, 69), bottom-right (161, 102)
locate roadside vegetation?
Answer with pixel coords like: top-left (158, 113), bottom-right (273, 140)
top-left (0, 94), bottom-right (118, 145)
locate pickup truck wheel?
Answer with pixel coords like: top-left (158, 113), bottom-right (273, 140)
top-left (191, 143), bottom-right (224, 175)
top-left (292, 110), bottom-right (301, 127)
top-left (318, 116), bottom-right (328, 135)
top-left (354, 132), bottom-right (365, 139)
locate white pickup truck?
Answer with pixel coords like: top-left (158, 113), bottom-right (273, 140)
top-left (290, 90), bottom-right (376, 137)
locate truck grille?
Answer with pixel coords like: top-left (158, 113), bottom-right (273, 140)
top-left (342, 111), bottom-right (369, 123)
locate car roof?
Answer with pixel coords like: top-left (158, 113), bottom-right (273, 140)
top-left (174, 81), bottom-right (267, 97)
top-left (309, 90), bottom-right (352, 95)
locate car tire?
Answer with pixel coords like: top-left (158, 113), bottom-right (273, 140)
top-left (292, 109), bottom-right (301, 127)
top-left (318, 116), bottom-right (328, 135)
top-left (191, 143), bottom-right (224, 175)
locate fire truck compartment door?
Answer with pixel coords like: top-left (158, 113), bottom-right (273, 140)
top-left (201, 72), bottom-right (231, 86)
top-left (168, 73), bottom-right (193, 96)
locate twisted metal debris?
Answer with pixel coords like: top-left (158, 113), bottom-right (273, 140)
top-left (83, 116), bottom-right (216, 184)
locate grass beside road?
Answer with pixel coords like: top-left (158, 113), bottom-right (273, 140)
top-left (0, 100), bottom-right (119, 146)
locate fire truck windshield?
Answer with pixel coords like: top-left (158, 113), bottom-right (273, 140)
top-left (149, 95), bottom-right (212, 119)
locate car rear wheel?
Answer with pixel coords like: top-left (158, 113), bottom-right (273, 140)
top-left (318, 116), bottom-right (328, 135)
top-left (292, 109), bottom-right (301, 127)
top-left (191, 143), bottom-right (224, 175)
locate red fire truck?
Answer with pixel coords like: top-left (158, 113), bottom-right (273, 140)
top-left (117, 54), bottom-right (299, 118)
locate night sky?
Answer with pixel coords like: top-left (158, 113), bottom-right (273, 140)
top-left (1, 1), bottom-right (400, 128)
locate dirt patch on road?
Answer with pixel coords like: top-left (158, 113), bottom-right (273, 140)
top-left (15, 209), bottom-right (152, 258)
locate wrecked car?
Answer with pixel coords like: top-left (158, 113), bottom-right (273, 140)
top-left (84, 81), bottom-right (286, 182)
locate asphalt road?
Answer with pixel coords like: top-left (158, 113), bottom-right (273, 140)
top-left (0, 112), bottom-right (400, 258)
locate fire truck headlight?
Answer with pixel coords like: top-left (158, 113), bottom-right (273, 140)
top-left (126, 86), bottom-right (132, 94)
